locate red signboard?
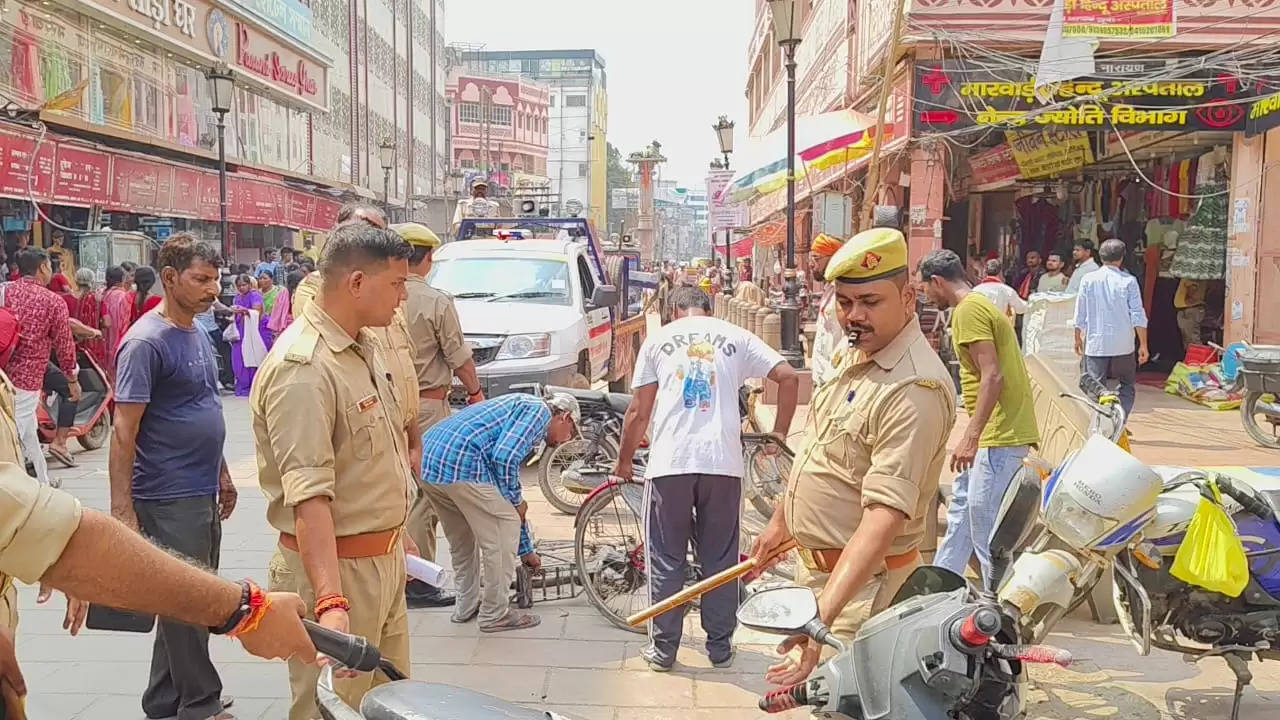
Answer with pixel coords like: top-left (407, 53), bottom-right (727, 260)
top-left (0, 129), bottom-right (54, 200)
top-left (108, 157), bottom-right (173, 214)
top-left (0, 125), bottom-right (344, 231)
top-left (968, 144), bottom-right (1020, 191)
top-left (51, 146), bottom-right (110, 206)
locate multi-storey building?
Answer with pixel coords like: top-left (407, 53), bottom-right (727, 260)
top-left (457, 48), bottom-right (607, 230)
top-left (445, 71), bottom-right (550, 199)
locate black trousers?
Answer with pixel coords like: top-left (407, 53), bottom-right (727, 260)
top-left (42, 362), bottom-right (76, 429)
top-left (645, 473), bottom-right (741, 664)
top-left (134, 495), bottom-right (224, 720)
top-left (206, 328), bottom-right (234, 389)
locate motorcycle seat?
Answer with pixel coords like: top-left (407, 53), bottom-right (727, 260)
top-left (547, 386), bottom-right (632, 414)
top-left (361, 680), bottom-right (556, 719)
top-left (1261, 490), bottom-right (1280, 525)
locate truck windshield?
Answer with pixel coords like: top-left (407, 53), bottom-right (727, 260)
top-left (428, 258), bottom-right (572, 306)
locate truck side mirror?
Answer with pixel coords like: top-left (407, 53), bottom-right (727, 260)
top-left (590, 284), bottom-right (618, 309)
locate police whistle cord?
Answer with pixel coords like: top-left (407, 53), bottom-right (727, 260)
top-left (624, 539), bottom-right (798, 627)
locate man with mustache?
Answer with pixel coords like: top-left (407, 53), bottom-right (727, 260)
top-left (111, 233), bottom-right (239, 720)
top-left (749, 226), bottom-right (955, 686)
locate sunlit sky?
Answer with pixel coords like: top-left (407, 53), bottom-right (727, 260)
top-left (445, 0), bottom-right (754, 190)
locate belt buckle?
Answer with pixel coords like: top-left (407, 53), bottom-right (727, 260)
top-left (798, 548), bottom-right (820, 573)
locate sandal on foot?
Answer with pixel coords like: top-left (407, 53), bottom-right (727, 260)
top-left (48, 446), bottom-right (77, 467)
top-left (479, 611), bottom-right (540, 633)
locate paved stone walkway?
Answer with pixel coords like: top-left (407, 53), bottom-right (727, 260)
top-left (16, 395), bottom-right (1280, 719)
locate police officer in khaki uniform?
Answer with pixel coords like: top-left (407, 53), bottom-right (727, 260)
top-left (252, 221), bottom-right (416, 719)
top-left (389, 223), bottom-right (484, 608)
top-left (750, 227), bottom-right (956, 686)
top-left (0, 369), bottom-right (27, 633)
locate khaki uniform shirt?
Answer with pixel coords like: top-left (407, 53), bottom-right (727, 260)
top-left (0, 370), bottom-right (24, 464)
top-left (403, 275), bottom-right (472, 391)
top-left (296, 272), bottom-right (419, 430)
top-left (251, 302), bottom-right (414, 537)
top-left (0, 461), bottom-right (82, 584)
top-left (785, 319), bottom-right (956, 557)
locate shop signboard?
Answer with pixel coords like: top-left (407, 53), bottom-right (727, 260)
top-left (0, 129), bottom-right (54, 199)
top-left (51, 145), bottom-right (110, 205)
top-left (1063, 0), bottom-right (1175, 39)
top-left (1247, 91), bottom-right (1280, 137)
top-left (706, 169), bottom-right (746, 230)
top-left (915, 59), bottom-right (1265, 133)
top-left (968, 144), bottom-right (1020, 190)
top-left (1005, 129), bottom-right (1094, 179)
top-left (109, 157), bottom-right (174, 214)
top-left (224, 0), bottom-right (313, 47)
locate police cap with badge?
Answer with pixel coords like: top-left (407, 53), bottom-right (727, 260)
top-left (823, 226), bottom-right (908, 284)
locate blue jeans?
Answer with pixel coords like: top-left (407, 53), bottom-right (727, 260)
top-left (935, 445), bottom-right (1030, 582)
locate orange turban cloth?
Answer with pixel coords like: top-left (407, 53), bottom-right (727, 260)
top-left (811, 233), bottom-right (844, 257)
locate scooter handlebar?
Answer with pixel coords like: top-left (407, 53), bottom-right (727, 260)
top-left (1215, 476), bottom-right (1275, 522)
top-left (303, 620), bottom-right (382, 672)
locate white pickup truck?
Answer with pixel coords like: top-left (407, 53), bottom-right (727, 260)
top-left (428, 218), bottom-right (649, 398)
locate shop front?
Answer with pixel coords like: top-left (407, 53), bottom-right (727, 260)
top-left (912, 57), bottom-right (1266, 380)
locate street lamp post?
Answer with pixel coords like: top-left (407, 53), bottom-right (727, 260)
top-left (379, 140), bottom-right (395, 221)
top-left (769, 0), bottom-right (803, 368)
top-left (712, 116), bottom-right (735, 295)
top-left (206, 64), bottom-right (234, 260)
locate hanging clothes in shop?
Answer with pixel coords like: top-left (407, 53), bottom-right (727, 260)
top-left (1171, 184), bottom-right (1227, 281)
top-left (1016, 196), bottom-right (1061, 256)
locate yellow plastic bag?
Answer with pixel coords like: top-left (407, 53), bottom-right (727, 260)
top-left (1169, 479), bottom-right (1250, 598)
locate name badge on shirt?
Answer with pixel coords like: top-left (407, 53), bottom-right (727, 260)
top-left (357, 394), bottom-right (379, 412)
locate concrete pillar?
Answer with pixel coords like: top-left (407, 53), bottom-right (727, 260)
top-left (1226, 133), bottom-right (1263, 345)
top-left (763, 311), bottom-right (781, 350)
top-left (907, 143), bottom-right (947, 275)
top-left (754, 305), bottom-right (771, 338)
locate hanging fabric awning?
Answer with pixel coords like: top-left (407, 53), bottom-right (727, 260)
top-left (725, 109), bottom-right (880, 203)
top-left (712, 236), bottom-right (754, 260)
top-left (743, 220), bottom-right (786, 249)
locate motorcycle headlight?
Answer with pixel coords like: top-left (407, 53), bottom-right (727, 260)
top-left (496, 333), bottom-right (551, 360)
top-left (1044, 491), bottom-right (1113, 548)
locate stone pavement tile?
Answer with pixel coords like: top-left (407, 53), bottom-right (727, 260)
top-left (411, 608), bottom-right (569, 639)
top-left (546, 668), bottom-right (694, 707)
top-left (16, 631), bottom-right (154, 662)
top-left (407, 635), bottom-right (480, 663)
top-left (560, 612), bottom-right (646, 642)
top-left (409, 663), bottom-right (547, 703)
top-left (693, 673), bottom-right (773, 708)
top-left (24, 660), bottom-right (151, 694)
top-left (471, 637), bottom-right (628, 669)
top-left (23, 692), bottom-right (96, 719)
top-left (522, 703), bottom-right (614, 720)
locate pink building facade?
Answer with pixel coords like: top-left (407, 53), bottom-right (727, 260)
top-left (447, 73), bottom-right (551, 190)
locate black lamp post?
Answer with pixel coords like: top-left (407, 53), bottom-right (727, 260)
top-left (769, 0), bottom-right (803, 367)
top-left (379, 140), bottom-right (395, 221)
top-left (206, 64), bottom-right (234, 260)
top-left (712, 115), bottom-right (735, 295)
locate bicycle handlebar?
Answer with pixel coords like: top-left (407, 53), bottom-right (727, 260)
top-left (741, 431), bottom-right (794, 457)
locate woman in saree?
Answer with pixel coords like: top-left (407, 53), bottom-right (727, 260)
top-left (230, 274), bottom-right (265, 396)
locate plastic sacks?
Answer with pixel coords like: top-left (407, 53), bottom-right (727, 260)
top-left (1170, 479), bottom-right (1250, 598)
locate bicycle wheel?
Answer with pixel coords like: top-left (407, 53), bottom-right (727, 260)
top-left (540, 434), bottom-right (619, 514)
top-left (743, 442), bottom-right (791, 519)
top-left (574, 482), bottom-right (649, 633)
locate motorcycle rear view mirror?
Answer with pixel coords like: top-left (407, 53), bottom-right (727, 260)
top-left (986, 465), bottom-right (1044, 592)
top-left (736, 587), bottom-right (819, 635)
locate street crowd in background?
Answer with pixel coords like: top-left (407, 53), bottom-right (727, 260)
top-left (0, 205), bottom-right (1169, 720)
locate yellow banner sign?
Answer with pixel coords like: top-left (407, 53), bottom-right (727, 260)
top-left (1005, 129), bottom-right (1095, 180)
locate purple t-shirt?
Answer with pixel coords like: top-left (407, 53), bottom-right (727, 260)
top-left (116, 312), bottom-right (226, 500)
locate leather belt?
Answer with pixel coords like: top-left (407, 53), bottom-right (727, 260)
top-left (798, 547), bottom-right (921, 574)
top-left (279, 528), bottom-right (402, 559)
top-left (419, 387), bottom-right (449, 400)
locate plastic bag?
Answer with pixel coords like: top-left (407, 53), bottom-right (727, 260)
top-left (240, 310), bottom-right (269, 368)
top-left (222, 321), bottom-right (240, 343)
top-left (1169, 479), bottom-right (1249, 598)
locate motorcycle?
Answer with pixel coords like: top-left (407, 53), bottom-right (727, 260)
top-left (1231, 343), bottom-right (1280, 449)
top-left (536, 383), bottom-right (631, 513)
top-left (735, 479), bottom-right (1071, 719)
top-left (304, 620), bottom-right (586, 720)
top-left (997, 431), bottom-right (1280, 720)
top-left (37, 347), bottom-right (113, 453)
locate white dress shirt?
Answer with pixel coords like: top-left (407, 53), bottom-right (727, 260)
top-left (1065, 257), bottom-right (1100, 294)
top-left (971, 280), bottom-right (1027, 318)
top-left (1072, 265), bottom-right (1148, 357)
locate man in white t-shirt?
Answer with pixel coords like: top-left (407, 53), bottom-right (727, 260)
top-left (971, 259), bottom-right (1026, 321)
top-left (614, 286), bottom-right (798, 672)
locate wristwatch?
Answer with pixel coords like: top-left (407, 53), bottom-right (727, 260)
top-left (210, 580), bottom-right (253, 635)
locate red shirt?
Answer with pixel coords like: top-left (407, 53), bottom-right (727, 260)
top-left (2, 276), bottom-right (77, 391)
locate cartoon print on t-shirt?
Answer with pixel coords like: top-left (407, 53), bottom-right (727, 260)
top-left (677, 341), bottom-right (716, 410)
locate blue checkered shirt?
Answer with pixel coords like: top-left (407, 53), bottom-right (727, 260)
top-left (421, 393), bottom-right (548, 556)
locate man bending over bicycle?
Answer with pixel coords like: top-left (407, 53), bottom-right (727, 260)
top-left (614, 285), bottom-right (798, 672)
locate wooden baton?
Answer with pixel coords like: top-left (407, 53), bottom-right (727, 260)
top-left (625, 539), bottom-right (798, 627)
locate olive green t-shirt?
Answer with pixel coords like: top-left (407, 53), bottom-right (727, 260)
top-left (951, 292), bottom-right (1040, 448)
